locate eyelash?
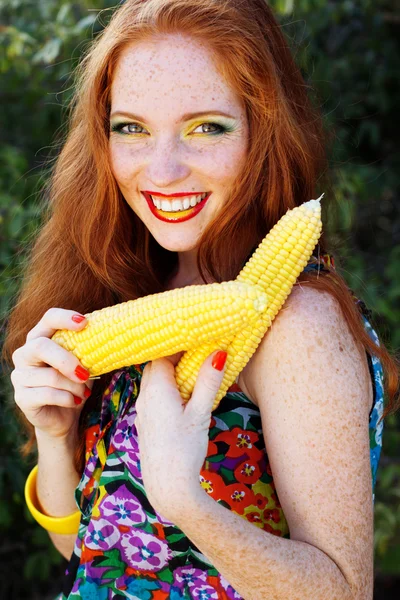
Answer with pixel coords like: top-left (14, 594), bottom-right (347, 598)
top-left (110, 121), bottom-right (230, 136)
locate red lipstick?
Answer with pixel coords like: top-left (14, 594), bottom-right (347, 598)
top-left (142, 191), bottom-right (211, 223)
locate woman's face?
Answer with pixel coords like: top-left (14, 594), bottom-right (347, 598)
top-left (109, 33), bottom-right (249, 253)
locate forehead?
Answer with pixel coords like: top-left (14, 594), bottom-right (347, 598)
top-left (110, 34), bottom-right (244, 119)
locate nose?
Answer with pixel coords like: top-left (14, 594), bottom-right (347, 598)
top-left (144, 139), bottom-right (191, 189)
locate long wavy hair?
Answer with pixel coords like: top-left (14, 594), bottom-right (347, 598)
top-left (2, 0), bottom-right (399, 473)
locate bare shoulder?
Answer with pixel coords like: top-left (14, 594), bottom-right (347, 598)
top-left (240, 284), bottom-right (373, 416)
top-left (239, 284), bottom-right (375, 598)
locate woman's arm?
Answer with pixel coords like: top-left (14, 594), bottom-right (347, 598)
top-left (174, 489), bottom-right (353, 600)
top-left (172, 286), bottom-right (374, 600)
top-left (35, 429), bottom-right (81, 560)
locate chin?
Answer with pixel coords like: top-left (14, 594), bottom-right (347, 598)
top-left (148, 226), bottom-right (201, 251)
top-left (154, 237), bottom-right (199, 253)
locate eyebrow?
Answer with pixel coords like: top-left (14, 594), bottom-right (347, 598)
top-left (109, 110), bottom-right (237, 122)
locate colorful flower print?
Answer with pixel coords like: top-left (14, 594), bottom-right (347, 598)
top-left (120, 530), bottom-right (171, 571)
top-left (149, 509), bottom-right (176, 527)
top-left (191, 584), bottom-right (219, 600)
top-left (234, 460), bottom-right (262, 485)
top-left (174, 567), bottom-right (208, 590)
top-left (253, 492), bottom-right (268, 510)
top-left (198, 469), bottom-right (226, 498)
top-left (114, 575), bottom-right (161, 599)
top-left (99, 484), bottom-right (146, 526)
top-left (70, 578), bottom-right (109, 599)
top-left (211, 427), bottom-right (262, 460)
top-left (243, 504), bottom-right (282, 533)
top-left (221, 483), bottom-right (256, 515)
top-left (84, 520), bottom-right (121, 551)
top-left (111, 411), bottom-right (142, 480)
top-left (219, 575), bottom-right (243, 600)
top-left (85, 424), bottom-right (101, 459)
top-left (199, 475), bottom-right (214, 494)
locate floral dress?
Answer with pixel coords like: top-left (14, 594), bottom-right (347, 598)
top-left (56, 258), bottom-right (385, 600)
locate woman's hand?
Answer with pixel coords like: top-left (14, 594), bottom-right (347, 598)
top-left (11, 308), bottom-right (94, 442)
top-left (135, 349), bottom-right (228, 523)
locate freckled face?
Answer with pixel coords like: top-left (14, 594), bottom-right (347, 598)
top-left (109, 34), bottom-right (249, 252)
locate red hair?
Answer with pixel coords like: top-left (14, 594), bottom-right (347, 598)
top-left (2, 0), bottom-right (399, 473)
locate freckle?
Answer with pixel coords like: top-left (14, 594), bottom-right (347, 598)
top-left (339, 344), bottom-right (344, 352)
top-left (306, 345), bottom-right (314, 359)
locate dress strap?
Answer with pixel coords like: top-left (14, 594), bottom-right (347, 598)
top-left (304, 249), bottom-right (336, 273)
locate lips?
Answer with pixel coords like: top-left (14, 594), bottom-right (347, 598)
top-left (142, 191), bottom-right (211, 223)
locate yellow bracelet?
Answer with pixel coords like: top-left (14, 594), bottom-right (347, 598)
top-left (24, 465), bottom-right (81, 535)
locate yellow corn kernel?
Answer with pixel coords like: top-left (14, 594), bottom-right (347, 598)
top-left (175, 196), bottom-right (323, 408)
top-left (51, 281), bottom-right (268, 376)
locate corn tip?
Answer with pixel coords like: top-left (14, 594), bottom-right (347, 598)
top-left (304, 195), bottom-right (323, 211)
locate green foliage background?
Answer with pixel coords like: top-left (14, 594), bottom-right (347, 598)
top-left (0, 0), bottom-right (399, 597)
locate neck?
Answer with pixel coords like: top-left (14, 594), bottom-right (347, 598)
top-left (165, 250), bottom-right (213, 290)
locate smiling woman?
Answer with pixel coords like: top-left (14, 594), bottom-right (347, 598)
top-left (108, 34), bottom-right (248, 246)
top-left (1, 1), bottom-right (399, 600)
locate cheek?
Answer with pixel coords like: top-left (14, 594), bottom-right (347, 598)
top-left (190, 140), bottom-right (247, 183)
top-left (109, 142), bottom-right (143, 187)
top-left (212, 144), bottom-right (247, 182)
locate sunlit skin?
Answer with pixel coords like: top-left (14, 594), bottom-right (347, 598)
top-left (109, 33), bottom-right (249, 288)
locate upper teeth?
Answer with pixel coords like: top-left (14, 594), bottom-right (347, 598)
top-left (150, 192), bottom-right (207, 211)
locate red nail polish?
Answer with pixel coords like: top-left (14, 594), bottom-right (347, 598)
top-left (84, 386), bottom-right (92, 398)
top-left (72, 314), bottom-right (86, 323)
top-left (73, 396), bottom-right (82, 405)
top-left (212, 351), bottom-right (228, 371)
top-left (75, 365), bottom-right (90, 381)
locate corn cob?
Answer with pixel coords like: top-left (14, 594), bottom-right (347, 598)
top-left (51, 281), bottom-right (268, 376)
top-left (175, 196), bottom-right (323, 408)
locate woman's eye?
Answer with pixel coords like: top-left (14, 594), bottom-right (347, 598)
top-left (111, 122), bottom-right (147, 135)
top-left (123, 123), bottom-right (147, 134)
top-left (192, 122), bottom-right (225, 135)
top-left (111, 121), bottom-right (227, 136)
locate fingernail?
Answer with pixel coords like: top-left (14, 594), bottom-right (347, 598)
top-left (212, 351), bottom-right (228, 371)
top-left (73, 396), bottom-right (82, 405)
top-left (72, 314), bottom-right (86, 323)
top-left (84, 386), bottom-right (92, 398)
top-left (75, 365), bottom-right (90, 381)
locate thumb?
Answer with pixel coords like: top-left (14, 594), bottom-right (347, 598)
top-left (187, 350), bottom-right (228, 418)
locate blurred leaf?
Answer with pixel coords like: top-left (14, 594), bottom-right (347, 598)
top-left (32, 38), bottom-right (62, 64)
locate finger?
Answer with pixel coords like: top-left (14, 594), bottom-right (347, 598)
top-left (148, 358), bottom-right (181, 397)
top-left (138, 358), bottom-right (183, 413)
top-left (139, 360), bottom-right (153, 389)
top-left (186, 350), bottom-right (228, 419)
top-left (13, 337), bottom-right (91, 384)
top-left (25, 308), bottom-right (88, 342)
top-left (145, 357), bottom-right (176, 384)
top-left (14, 386), bottom-right (87, 412)
top-left (11, 366), bottom-right (92, 402)
top-left (164, 351), bottom-right (185, 367)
